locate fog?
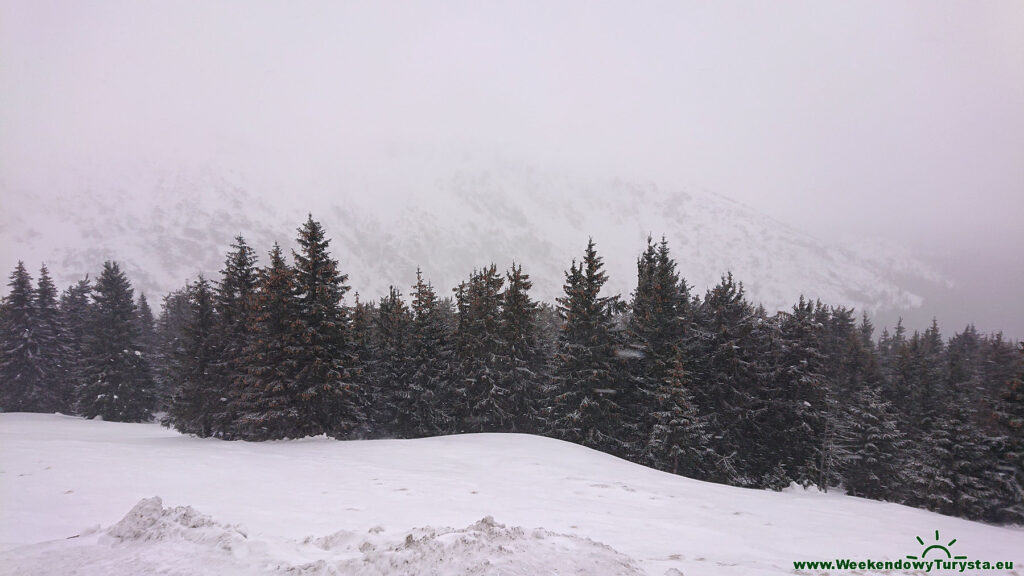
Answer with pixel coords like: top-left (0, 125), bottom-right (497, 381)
top-left (1, 0), bottom-right (1022, 336)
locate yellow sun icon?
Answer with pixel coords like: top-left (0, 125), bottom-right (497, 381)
top-left (906, 530), bottom-right (968, 560)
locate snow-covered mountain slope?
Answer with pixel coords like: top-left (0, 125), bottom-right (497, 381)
top-left (1, 164), bottom-right (949, 314)
top-left (1, 414), bottom-right (1020, 576)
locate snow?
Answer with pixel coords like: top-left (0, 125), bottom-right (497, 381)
top-left (1, 165), bottom-right (949, 317)
top-left (1, 413), bottom-right (1021, 575)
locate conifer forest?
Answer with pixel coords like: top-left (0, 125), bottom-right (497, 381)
top-left (2, 215), bottom-right (1021, 525)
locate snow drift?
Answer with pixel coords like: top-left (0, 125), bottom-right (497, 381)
top-left (4, 496), bottom-right (643, 576)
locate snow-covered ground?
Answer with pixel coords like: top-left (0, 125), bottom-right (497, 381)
top-left (1, 414), bottom-right (1020, 575)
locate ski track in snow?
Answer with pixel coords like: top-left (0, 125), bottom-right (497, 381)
top-left (1, 414), bottom-right (1021, 576)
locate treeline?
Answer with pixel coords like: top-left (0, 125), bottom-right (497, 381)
top-left (0, 215), bottom-right (1021, 524)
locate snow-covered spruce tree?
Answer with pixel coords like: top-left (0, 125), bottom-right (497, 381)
top-left (916, 398), bottom-right (995, 519)
top-left (405, 269), bottom-right (456, 437)
top-left (628, 238), bottom-right (687, 379)
top-left (34, 265), bottom-right (70, 412)
top-left (233, 243), bottom-right (299, 440)
top-left (452, 265), bottom-right (506, 433)
top-left (763, 296), bottom-right (828, 488)
top-left (288, 216), bottom-right (362, 438)
top-left (351, 294), bottom-right (375, 368)
top-left (648, 352), bottom-right (714, 477)
top-left (981, 332), bottom-right (1021, 406)
top-left (368, 286), bottom-right (413, 437)
top-left (688, 273), bottom-right (769, 486)
top-left (495, 263), bottom-right (546, 434)
top-left (857, 312), bottom-right (876, 349)
top-left (152, 287), bottom-right (192, 411)
top-left (834, 333), bottom-right (906, 500)
top-left (815, 305), bottom-right (856, 489)
top-left (875, 318), bottom-right (908, 402)
top-left (77, 261), bottom-right (155, 422)
top-left (893, 323), bottom-right (954, 506)
top-left (989, 347), bottom-right (1024, 523)
top-left (166, 276), bottom-right (223, 437)
top-left (59, 276), bottom-right (93, 413)
top-left (549, 239), bottom-right (632, 457)
top-left (945, 325), bottom-right (984, 408)
top-left (0, 262), bottom-right (43, 412)
top-left (626, 237), bottom-right (703, 470)
top-left (134, 293), bottom-right (158, 359)
top-left (214, 236), bottom-right (259, 437)
top-left (348, 293), bottom-right (378, 437)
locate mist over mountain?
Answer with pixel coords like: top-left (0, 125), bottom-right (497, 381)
top-left (2, 163), bottom-right (963, 334)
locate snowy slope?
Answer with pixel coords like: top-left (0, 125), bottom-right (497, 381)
top-left (1, 414), bottom-right (1019, 576)
top-left (1, 164), bottom-right (948, 315)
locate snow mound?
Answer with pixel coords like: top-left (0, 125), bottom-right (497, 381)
top-left (104, 496), bottom-right (248, 552)
top-left (3, 499), bottom-right (643, 576)
top-left (302, 515), bottom-right (645, 576)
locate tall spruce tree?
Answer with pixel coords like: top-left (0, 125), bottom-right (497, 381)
top-left (453, 265), bottom-right (506, 432)
top-left (989, 344), bottom-right (1024, 522)
top-left (233, 243), bottom-right (298, 440)
top-left (214, 236), bottom-right (259, 437)
top-left (406, 270), bottom-right (455, 437)
top-left (166, 277), bottom-right (222, 436)
top-left (764, 296), bottom-right (827, 488)
top-left (496, 263), bottom-right (545, 433)
top-left (916, 399), bottom-right (994, 519)
top-left (0, 262), bottom-right (44, 412)
top-left (627, 237), bottom-right (708, 473)
top-left (134, 293), bottom-right (158, 358)
top-left (59, 276), bottom-right (93, 413)
top-left (835, 333), bottom-right (905, 500)
top-left (153, 287), bottom-right (192, 411)
top-left (288, 216), bottom-right (361, 437)
top-left (35, 265), bottom-right (68, 412)
top-left (370, 286), bottom-right (413, 437)
top-left (549, 239), bottom-right (631, 456)
top-left (688, 273), bottom-right (766, 486)
top-left (77, 261), bottom-right (155, 421)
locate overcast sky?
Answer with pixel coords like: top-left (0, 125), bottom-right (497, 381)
top-left (2, 1), bottom-right (1022, 332)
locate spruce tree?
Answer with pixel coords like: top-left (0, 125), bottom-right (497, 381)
top-left (496, 263), bottom-right (545, 433)
top-left (351, 294), bottom-right (375, 367)
top-left (764, 296), bottom-right (827, 488)
top-left (34, 265), bottom-right (68, 412)
top-left (549, 239), bottom-right (630, 456)
top-left (453, 265), bottom-right (506, 432)
top-left (370, 286), bottom-right (413, 437)
top-left (233, 243), bottom-right (298, 440)
top-left (0, 262), bottom-right (43, 412)
top-left (77, 261), bottom-right (155, 422)
top-left (134, 293), bottom-right (158, 358)
top-left (628, 237), bottom-right (686, 378)
top-left (214, 236), bottom-right (259, 436)
top-left (989, 345), bottom-right (1024, 522)
top-left (916, 399), bottom-right (994, 519)
top-left (646, 353), bottom-right (713, 477)
top-left (59, 276), bottom-right (93, 414)
top-left (153, 287), bottom-right (192, 411)
top-left (166, 277), bottom-right (222, 436)
top-left (688, 273), bottom-right (765, 486)
top-left (288, 216), bottom-right (361, 437)
top-left (627, 237), bottom-right (697, 469)
top-left (406, 270), bottom-right (455, 437)
top-left (835, 334), bottom-right (905, 500)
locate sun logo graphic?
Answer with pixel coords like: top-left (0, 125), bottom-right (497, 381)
top-left (906, 530), bottom-right (968, 561)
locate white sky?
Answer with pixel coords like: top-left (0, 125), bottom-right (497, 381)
top-left (2, 0), bottom-right (1023, 332)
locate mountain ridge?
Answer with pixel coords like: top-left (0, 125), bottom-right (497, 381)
top-left (1, 164), bottom-right (949, 316)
